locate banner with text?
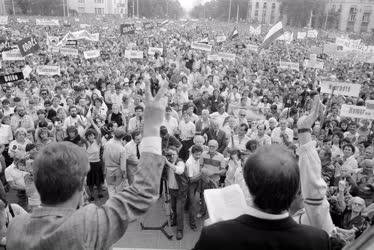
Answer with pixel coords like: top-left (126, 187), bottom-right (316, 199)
top-left (36, 19), bottom-right (59, 26)
top-left (304, 59), bottom-right (324, 69)
top-left (36, 65), bottom-right (60, 76)
top-left (148, 47), bottom-right (163, 56)
top-left (320, 81), bottom-right (361, 97)
top-left (191, 42), bottom-right (212, 52)
top-left (60, 47), bottom-right (79, 57)
top-left (0, 72), bottom-right (24, 84)
top-left (0, 16), bottom-right (8, 25)
top-left (16, 18), bottom-right (29, 23)
top-left (340, 104), bottom-right (374, 120)
top-left (120, 24), bottom-right (135, 35)
top-left (279, 61), bottom-right (299, 71)
top-left (218, 52), bottom-right (236, 61)
top-left (2, 49), bottom-right (25, 61)
top-left (83, 50), bottom-right (100, 59)
top-left (124, 50), bottom-right (144, 59)
top-left (17, 37), bottom-right (40, 56)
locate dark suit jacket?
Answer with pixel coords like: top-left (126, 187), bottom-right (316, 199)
top-left (201, 128), bottom-right (227, 153)
top-left (193, 214), bottom-right (331, 250)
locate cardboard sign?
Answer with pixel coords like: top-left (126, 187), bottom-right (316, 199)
top-left (191, 42), bottom-right (212, 52)
top-left (17, 37), bottom-right (40, 56)
top-left (0, 38), bottom-right (11, 52)
top-left (17, 18), bottom-right (29, 23)
top-left (2, 49), bottom-right (25, 61)
top-left (90, 33), bottom-right (100, 42)
top-left (297, 32), bottom-right (306, 40)
top-left (320, 81), bottom-right (361, 97)
top-left (36, 19), bottom-right (59, 26)
top-left (124, 50), bottom-right (143, 59)
top-left (218, 52), bottom-right (236, 61)
top-left (65, 40), bottom-right (78, 47)
top-left (120, 24), bottom-right (135, 35)
top-left (80, 24), bottom-right (90, 29)
top-left (207, 54), bottom-right (221, 61)
top-left (0, 72), bottom-right (24, 84)
top-left (0, 16), bottom-right (8, 25)
top-left (307, 29), bottom-right (318, 38)
top-left (36, 65), bottom-right (60, 76)
top-left (60, 47), bottom-right (79, 57)
top-left (148, 47), bottom-right (163, 56)
top-left (304, 59), bottom-right (324, 69)
top-left (249, 26), bottom-right (261, 36)
top-left (83, 50), bottom-right (100, 59)
top-left (247, 44), bottom-right (259, 52)
top-left (366, 100), bottom-right (374, 110)
top-left (340, 104), bottom-right (374, 120)
top-left (50, 46), bottom-right (60, 53)
top-left (216, 35), bottom-right (227, 43)
top-left (279, 61), bottom-right (299, 71)
top-left (310, 46), bottom-right (323, 55)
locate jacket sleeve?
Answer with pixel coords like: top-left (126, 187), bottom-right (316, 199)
top-left (85, 137), bottom-right (165, 250)
top-left (298, 140), bottom-right (335, 235)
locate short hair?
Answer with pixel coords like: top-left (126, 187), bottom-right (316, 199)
top-left (131, 130), bottom-right (141, 140)
top-left (134, 105), bottom-right (144, 112)
top-left (240, 123), bottom-right (249, 132)
top-left (85, 128), bottom-right (97, 139)
top-left (113, 129), bottom-right (127, 140)
top-left (191, 145), bottom-right (203, 154)
top-left (34, 142), bottom-right (89, 205)
top-left (343, 143), bottom-right (355, 154)
top-left (243, 145), bottom-right (300, 214)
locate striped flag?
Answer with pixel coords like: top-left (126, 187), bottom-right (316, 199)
top-left (160, 20), bottom-right (169, 26)
top-left (229, 27), bottom-right (239, 40)
top-left (262, 21), bottom-right (284, 48)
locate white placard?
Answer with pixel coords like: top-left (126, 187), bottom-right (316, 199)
top-left (320, 81), bottom-right (361, 97)
top-left (247, 44), bottom-right (259, 52)
top-left (60, 47), bottom-right (79, 57)
top-left (366, 100), bottom-right (374, 110)
top-left (0, 16), bottom-right (8, 25)
top-left (340, 104), bottom-right (374, 120)
top-left (17, 18), bottom-right (29, 23)
top-left (279, 61), bottom-right (299, 71)
top-left (36, 19), bottom-right (60, 26)
top-left (216, 35), bottom-right (227, 43)
top-left (297, 32), bottom-right (306, 40)
top-left (148, 47), bottom-right (163, 56)
top-left (36, 65), bottom-right (61, 76)
top-left (191, 42), bottom-right (212, 52)
top-left (124, 50), bottom-right (144, 59)
top-left (304, 59), bottom-right (324, 69)
top-left (80, 24), bottom-right (90, 29)
top-left (218, 52), bottom-right (236, 61)
top-left (2, 49), bottom-right (25, 61)
top-left (83, 50), bottom-right (100, 59)
top-left (90, 33), bottom-right (100, 42)
top-left (307, 29), bottom-right (318, 38)
top-left (207, 54), bottom-right (221, 61)
top-left (22, 65), bottom-right (32, 78)
top-left (50, 46), bottom-right (60, 53)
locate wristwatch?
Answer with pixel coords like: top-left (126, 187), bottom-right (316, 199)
top-left (297, 128), bottom-right (312, 134)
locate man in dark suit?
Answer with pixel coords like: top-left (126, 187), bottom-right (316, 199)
top-left (201, 120), bottom-right (227, 153)
top-left (194, 95), bottom-right (331, 250)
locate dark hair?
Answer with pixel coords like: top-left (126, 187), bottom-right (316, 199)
top-left (85, 128), bottom-right (97, 139)
top-left (131, 130), bottom-right (141, 140)
top-left (191, 145), bottom-right (203, 154)
top-left (240, 123), bottom-right (249, 132)
top-left (134, 105), bottom-right (144, 112)
top-left (34, 142), bottom-right (89, 205)
top-left (343, 143), bottom-right (355, 154)
top-left (243, 145), bottom-right (300, 214)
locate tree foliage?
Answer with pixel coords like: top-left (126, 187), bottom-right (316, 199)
top-left (130, 0), bottom-right (184, 19)
top-left (190, 0), bottom-right (249, 21)
top-left (280, 0), bottom-right (326, 28)
top-left (16, 0), bottom-right (31, 15)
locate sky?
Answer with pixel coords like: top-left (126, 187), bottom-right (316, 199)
top-left (178, 0), bottom-right (202, 12)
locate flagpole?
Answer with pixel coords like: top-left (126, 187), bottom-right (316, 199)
top-left (11, 0), bottom-right (15, 15)
top-left (228, 0), bottom-right (232, 23)
top-left (236, 4), bottom-right (239, 23)
top-left (62, 0), bottom-right (65, 18)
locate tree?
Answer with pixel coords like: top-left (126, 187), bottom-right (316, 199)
top-left (130, 0), bottom-right (184, 19)
top-left (190, 0), bottom-right (249, 21)
top-left (16, 0), bottom-right (31, 15)
top-left (280, 0), bottom-right (326, 28)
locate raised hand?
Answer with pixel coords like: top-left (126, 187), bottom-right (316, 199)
top-left (143, 78), bottom-right (169, 137)
top-left (297, 95), bottom-right (322, 130)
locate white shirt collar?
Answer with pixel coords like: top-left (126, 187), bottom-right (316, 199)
top-left (246, 205), bottom-right (289, 220)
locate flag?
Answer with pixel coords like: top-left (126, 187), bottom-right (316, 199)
top-left (262, 21), bottom-right (284, 48)
top-left (229, 27), bottom-right (239, 40)
top-left (160, 20), bottom-right (169, 26)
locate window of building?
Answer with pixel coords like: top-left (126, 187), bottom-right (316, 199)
top-left (349, 7), bottom-right (358, 22)
top-left (255, 2), bottom-right (259, 9)
top-left (255, 10), bottom-right (259, 18)
top-left (272, 3), bottom-right (276, 9)
top-left (363, 12), bottom-right (371, 23)
top-left (95, 8), bottom-right (104, 14)
top-left (78, 7), bottom-right (85, 12)
top-left (94, 0), bottom-right (104, 4)
top-left (78, 0), bottom-right (85, 3)
top-left (263, 2), bottom-right (267, 9)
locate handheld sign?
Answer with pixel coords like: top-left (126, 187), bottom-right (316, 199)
top-left (279, 61), bottom-right (299, 71)
top-left (2, 49), bottom-right (25, 61)
top-left (0, 72), bottom-right (24, 84)
top-left (340, 104), bottom-right (374, 120)
top-left (0, 38), bottom-right (11, 52)
top-left (191, 42), bottom-right (212, 52)
top-left (216, 35), bottom-right (227, 43)
top-left (36, 19), bottom-right (59, 26)
top-left (36, 65), bottom-right (61, 76)
top-left (60, 47), bottom-right (79, 57)
top-left (65, 40), bottom-right (78, 47)
top-left (207, 54), bottom-right (221, 61)
top-left (120, 24), bottom-right (135, 35)
top-left (304, 59), bottom-right (324, 69)
top-left (84, 50), bottom-right (100, 59)
top-left (320, 81), bottom-right (361, 97)
top-left (218, 52), bottom-right (236, 61)
top-left (17, 37), bottom-right (40, 57)
top-left (0, 16), bottom-right (8, 25)
top-left (148, 47), bottom-right (163, 56)
top-left (124, 50), bottom-right (143, 59)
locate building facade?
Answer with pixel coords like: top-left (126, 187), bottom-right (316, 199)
top-left (326, 0), bottom-right (374, 33)
top-left (247, 0), bottom-right (281, 25)
top-left (68, 0), bottom-right (128, 15)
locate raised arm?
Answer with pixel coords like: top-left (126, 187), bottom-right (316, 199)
top-left (84, 78), bottom-right (169, 249)
top-left (297, 95), bottom-right (335, 235)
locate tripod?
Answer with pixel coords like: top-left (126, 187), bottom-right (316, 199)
top-left (140, 177), bottom-right (173, 240)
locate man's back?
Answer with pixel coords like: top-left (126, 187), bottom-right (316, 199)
top-left (193, 214), bottom-right (330, 250)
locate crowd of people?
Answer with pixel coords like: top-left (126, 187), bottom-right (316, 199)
top-left (0, 14), bottom-right (373, 248)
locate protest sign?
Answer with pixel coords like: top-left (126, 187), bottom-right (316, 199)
top-left (0, 38), bottom-right (11, 52)
top-left (279, 61), bottom-right (299, 71)
top-left (307, 29), bottom-right (318, 38)
top-left (120, 24), bottom-right (135, 35)
top-left (340, 104), bottom-right (374, 120)
top-left (148, 47), bottom-right (163, 56)
top-left (310, 46), bottom-right (323, 55)
top-left (36, 19), bottom-right (59, 26)
top-left (84, 50), bottom-right (101, 59)
top-left (124, 50), bottom-right (144, 59)
top-left (247, 44), bottom-right (259, 52)
top-left (0, 72), bottom-right (24, 84)
top-left (17, 18), bottom-right (29, 23)
top-left (304, 59), bottom-right (324, 69)
top-left (218, 52), bottom-right (236, 61)
top-left (297, 32), bottom-right (306, 40)
top-left (207, 54), bottom-right (221, 61)
top-left (50, 46), bottom-right (60, 53)
top-left (80, 24), bottom-right (90, 29)
top-left (320, 81), bottom-right (361, 97)
top-left (191, 42), bottom-right (212, 52)
top-left (143, 22), bottom-right (154, 30)
top-left (366, 100), bottom-right (374, 110)
top-left (36, 65), bottom-right (60, 76)
top-left (249, 26), bottom-right (261, 36)
top-left (90, 33), bottom-right (100, 42)
top-left (22, 65), bottom-right (32, 79)
top-left (65, 40), bottom-right (78, 47)
top-left (17, 37), bottom-right (40, 56)
top-left (0, 16), bottom-right (8, 25)
top-left (2, 49), bottom-right (25, 61)
top-left (60, 47), bottom-right (79, 57)
top-left (46, 35), bottom-right (59, 47)
top-left (216, 35), bottom-right (227, 43)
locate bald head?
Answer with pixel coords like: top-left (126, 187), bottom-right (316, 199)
top-left (243, 144), bottom-right (300, 214)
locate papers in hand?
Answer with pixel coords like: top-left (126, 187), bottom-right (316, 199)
top-left (204, 184), bottom-right (248, 225)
